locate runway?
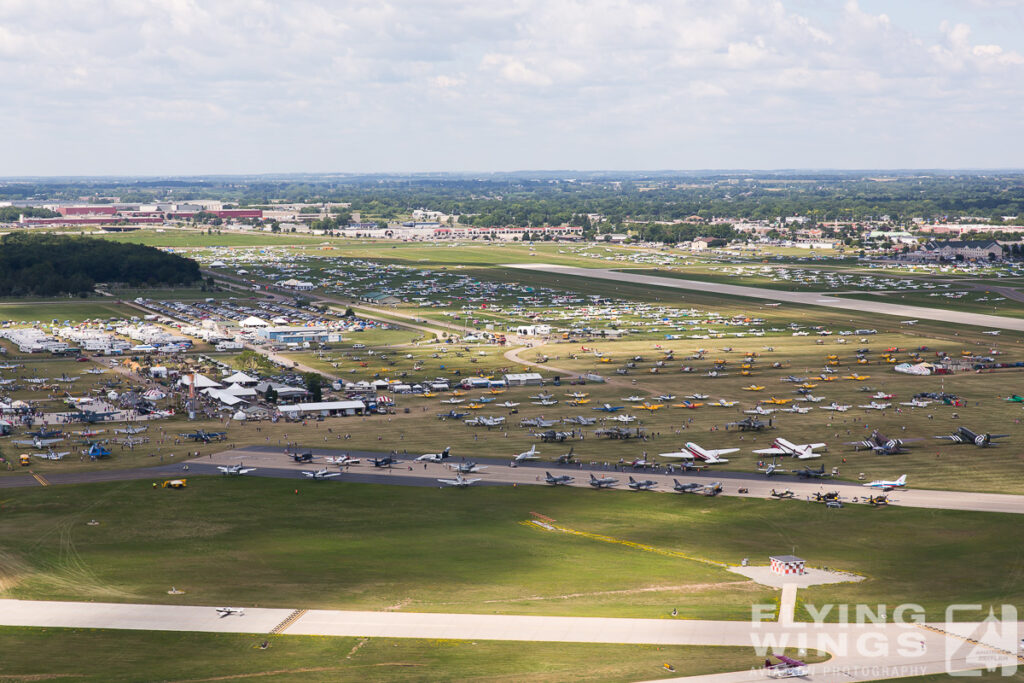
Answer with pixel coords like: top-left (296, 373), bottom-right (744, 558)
top-left (0, 598), bottom-right (1016, 682)
top-left (507, 264), bottom-right (1024, 332)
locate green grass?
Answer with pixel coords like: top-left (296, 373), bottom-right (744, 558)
top-left (0, 627), bottom-right (772, 682)
top-left (0, 301), bottom-right (138, 323)
top-left (0, 479), bottom-right (1020, 622)
top-left (92, 230), bottom-right (335, 248)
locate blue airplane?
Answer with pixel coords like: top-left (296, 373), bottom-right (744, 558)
top-left (592, 403), bottom-right (625, 412)
top-left (85, 443), bottom-right (111, 459)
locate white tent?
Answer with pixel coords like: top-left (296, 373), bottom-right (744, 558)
top-left (239, 316), bottom-right (269, 328)
top-left (232, 410), bottom-right (247, 421)
top-left (224, 383), bottom-right (257, 397)
top-left (178, 373), bottom-right (221, 389)
top-left (222, 371), bottom-right (259, 385)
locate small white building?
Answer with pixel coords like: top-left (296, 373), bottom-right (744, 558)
top-left (769, 555), bottom-right (805, 576)
top-left (504, 372), bottom-right (543, 386)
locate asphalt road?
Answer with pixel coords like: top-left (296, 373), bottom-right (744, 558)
top-left (508, 264), bottom-right (1024, 332)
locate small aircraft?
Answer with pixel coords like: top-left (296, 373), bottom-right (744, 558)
top-left (845, 374), bottom-right (870, 381)
top-left (759, 397), bottom-right (792, 405)
top-left (705, 370), bottom-right (729, 377)
top-left (821, 402), bottom-right (851, 412)
top-left (766, 654), bottom-right (807, 677)
top-left (848, 430), bottom-right (920, 455)
top-left (864, 474), bottom-right (907, 491)
top-left (872, 392), bottom-right (895, 400)
top-left (556, 446), bottom-right (578, 464)
top-left (529, 392), bottom-right (554, 401)
top-left (416, 447), bottom-right (452, 463)
top-left (216, 607), bottom-right (245, 617)
top-left (302, 468), bottom-right (340, 480)
top-left (521, 417), bottom-right (557, 428)
top-left (758, 460), bottom-right (787, 476)
top-left (673, 479), bottom-right (702, 493)
top-left (710, 398), bottom-right (737, 407)
top-left (288, 451), bottom-right (316, 463)
top-left (217, 464), bottom-right (257, 475)
top-left (566, 392), bottom-right (589, 399)
top-left (589, 473), bottom-right (618, 488)
top-left (440, 398), bottom-right (465, 404)
top-left (499, 401), bottom-right (520, 408)
top-left (467, 403), bottom-right (486, 410)
top-left (659, 442), bottom-right (737, 464)
top-left (796, 464), bottom-right (829, 479)
top-left (537, 429), bottom-right (573, 442)
top-left (656, 394), bottom-right (676, 401)
top-left (687, 393), bottom-right (710, 400)
top-left (437, 410), bottom-right (469, 419)
top-left (464, 416), bottom-right (505, 427)
top-left (27, 428), bottom-right (63, 439)
top-left (562, 415), bottom-right (596, 426)
top-left (114, 425), bottom-right (148, 435)
top-left (75, 428), bottom-right (106, 438)
top-left (1005, 395), bottom-right (1024, 403)
top-left (901, 320), bottom-right (918, 325)
top-left (513, 445), bottom-right (540, 463)
top-left (371, 454), bottom-right (401, 468)
top-left (67, 410), bottom-right (118, 424)
top-left (452, 461), bottom-right (488, 473)
top-left (567, 398), bottom-right (590, 406)
top-left (982, 330), bottom-right (1000, 336)
top-left (180, 430), bottom-right (227, 443)
top-left (770, 488), bottom-right (795, 499)
top-left (545, 471), bottom-right (575, 485)
top-left (779, 405), bottom-right (812, 414)
top-left (754, 437), bottom-right (826, 460)
top-left (437, 473), bottom-right (481, 488)
top-left (900, 398), bottom-right (931, 408)
top-left (32, 449), bottom-right (70, 461)
top-left (935, 426), bottom-right (1009, 447)
top-left (13, 435), bottom-right (65, 448)
top-left (743, 406), bottom-right (776, 416)
top-left (780, 375), bottom-right (807, 383)
top-left (726, 416), bottom-right (773, 431)
top-left (636, 402), bottom-right (664, 411)
top-left (627, 476), bottom-right (657, 491)
top-left (85, 443), bottom-right (111, 459)
top-left (857, 401), bottom-right (891, 411)
top-left (673, 400), bottom-right (704, 409)
top-left (592, 404), bottom-right (624, 412)
top-left (796, 394), bottom-right (825, 403)
top-left (742, 385), bottom-right (765, 391)
top-left (323, 455), bottom-right (360, 466)
top-left (622, 395), bottom-right (644, 402)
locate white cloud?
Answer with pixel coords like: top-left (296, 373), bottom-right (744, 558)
top-left (0, 0), bottom-right (1023, 173)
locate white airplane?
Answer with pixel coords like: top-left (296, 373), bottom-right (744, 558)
top-left (657, 394), bottom-right (676, 401)
top-left (821, 402), bottom-right (851, 412)
top-left (440, 398), bottom-right (465, 404)
top-left (901, 320), bottom-right (918, 325)
top-left (779, 405), bottom-right (812, 414)
top-left (659, 442), bottom-right (737, 464)
top-left (589, 473), bottom-right (618, 488)
top-left (754, 437), bottom-right (826, 460)
top-left (983, 330), bottom-right (1000, 336)
top-left (743, 406), bottom-right (776, 415)
top-left (864, 474), bottom-right (907, 491)
top-left (13, 436), bottom-right (65, 448)
top-left (687, 393), bottom-right (710, 400)
top-left (858, 401), bottom-right (891, 410)
top-left (415, 447), bottom-right (451, 463)
top-left (452, 461), bottom-right (488, 473)
top-left (622, 395), bottom-right (644, 402)
top-left (499, 401), bottom-right (520, 408)
top-left (464, 416), bottom-right (505, 427)
top-left (216, 607), bottom-right (245, 617)
top-left (217, 464), bottom-right (257, 475)
top-left (533, 399), bottom-right (558, 406)
top-left (513, 445), bottom-right (540, 463)
top-left (33, 450), bottom-right (70, 461)
top-left (610, 414), bottom-right (637, 423)
top-left (324, 455), bottom-right (361, 465)
top-left (301, 468), bottom-right (340, 480)
top-left (437, 473), bottom-right (481, 488)
top-left (899, 398), bottom-right (932, 408)
top-left (872, 392), bottom-right (895, 400)
top-left (711, 398), bottom-right (737, 407)
top-left (114, 425), bottom-right (148, 434)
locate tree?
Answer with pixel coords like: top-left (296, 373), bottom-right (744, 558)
top-left (264, 386), bottom-right (278, 403)
top-left (303, 373), bottom-right (324, 402)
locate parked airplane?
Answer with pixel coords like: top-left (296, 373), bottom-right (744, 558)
top-left (857, 401), bottom-right (891, 410)
top-left (983, 330), bottom-right (1000, 336)
top-left (217, 464), bottom-right (257, 475)
top-left (627, 476), bottom-right (657, 491)
top-left (592, 404), bottom-right (624, 412)
top-left (779, 405), bottom-right (812, 414)
top-left (84, 443), bottom-right (111, 459)
top-left (216, 607), bottom-right (245, 617)
top-left (901, 320), bottom-right (918, 325)
top-left (673, 479), bottom-right (702, 493)
top-left (371, 454), bottom-right (401, 468)
top-left (114, 425), bottom-right (148, 435)
top-left (27, 428), bottom-right (63, 439)
top-left (796, 464), bottom-right (829, 479)
top-left (758, 460), bottom-right (786, 476)
top-left (437, 473), bottom-right (481, 487)
top-left (848, 430), bottom-right (920, 455)
top-left (589, 473), bottom-right (618, 488)
top-left (743, 405), bottom-right (776, 416)
top-left (416, 447), bottom-right (451, 463)
top-left (32, 449), bottom-right (70, 461)
top-left (521, 417), bottom-right (557, 428)
top-left (556, 447), bottom-right (577, 464)
top-left (323, 455), bottom-right (360, 466)
top-left (437, 410), bottom-right (469, 419)
top-left (609, 414), bottom-right (637, 423)
top-left (13, 435), bottom-right (64, 448)
top-left (711, 398), bottom-right (737, 407)
top-left (935, 426), bottom-right (1009, 447)
top-left (754, 437), bottom-right (826, 460)
top-left (821, 402), bottom-right (851, 412)
top-left (513, 445), bottom-right (540, 463)
top-left (659, 442), bottom-right (737, 464)
top-left (562, 416), bottom-right (596, 426)
top-left (726, 416), bottom-right (773, 431)
top-left (622, 395), bottom-right (644, 402)
top-left (302, 468), bottom-right (340, 480)
top-left (464, 416), bottom-right (505, 427)
top-left (532, 399), bottom-right (558, 406)
top-left (499, 401), bottom-right (520, 408)
top-left (180, 430), bottom-right (227, 443)
top-left (864, 474), bottom-right (907, 491)
top-left (545, 471), bottom-right (575, 485)
top-left (687, 393), bottom-right (710, 400)
top-left (452, 461), bottom-right (488, 473)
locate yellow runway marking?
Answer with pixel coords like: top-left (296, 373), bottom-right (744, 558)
top-left (32, 473), bottom-right (49, 487)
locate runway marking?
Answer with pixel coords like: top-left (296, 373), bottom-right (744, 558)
top-left (270, 608), bottom-right (307, 634)
top-left (522, 519), bottom-right (729, 568)
top-left (32, 473), bottom-right (49, 487)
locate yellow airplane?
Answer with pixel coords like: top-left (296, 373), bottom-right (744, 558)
top-left (714, 359), bottom-right (728, 365)
top-left (598, 357), bottom-right (612, 363)
top-left (857, 358), bottom-right (870, 365)
top-left (759, 397), bottom-right (792, 405)
top-left (818, 376), bottom-right (837, 382)
top-left (742, 385), bottom-right (765, 391)
top-left (740, 363), bottom-right (754, 369)
top-left (566, 392), bottom-right (589, 399)
top-left (886, 357), bottom-right (897, 363)
top-left (569, 398), bottom-right (591, 406)
top-left (797, 382), bottom-right (817, 389)
top-left (845, 374), bottom-right (870, 380)
top-left (419, 392), bottom-right (437, 398)
top-left (450, 390), bottom-right (467, 396)
top-left (638, 403), bottom-right (665, 411)
top-left (740, 369), bottom-right (756, 376)
top-left (467, 403), bottom-right (485, 409)
top-left (673, 401), bottom-right (704, 409)
top-left (826, 354), bottom-right (839, 360)
top-left (489, 389), bottom-right (506, 395)
top-left (826, 360), bottom-right (840, 366)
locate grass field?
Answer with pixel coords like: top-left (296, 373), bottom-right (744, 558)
top-left (0, 301), bottom-right (138, 323)
top-left (0, 479), bottom-right (1019, 622)
top-left (0, 627), bottom-right (775, 682)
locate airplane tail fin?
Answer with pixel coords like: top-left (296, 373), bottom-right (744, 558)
top-left (896, 474), bottom-right (907, 485)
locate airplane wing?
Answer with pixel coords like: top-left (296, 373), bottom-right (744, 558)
top-left (704, 447), bottom-right (739, 457)
top-left (752, 447), bottom-right (787, 455)
top-left (321, 472), bottom-right (340, 479)
top-left (658, 451), bottom-right (694, 459)
top-left (806, 442), bottom-right (827, 449)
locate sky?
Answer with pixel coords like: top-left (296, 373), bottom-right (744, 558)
top-left (2, 0), bottom-right (1024, 175)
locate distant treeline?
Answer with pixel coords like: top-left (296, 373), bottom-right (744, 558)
top-left (0, 233), bottom-right (201, 297)
top-left (0, 207), bottom-right (59, 221)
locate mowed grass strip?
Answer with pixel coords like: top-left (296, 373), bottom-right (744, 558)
top-left (0, 478), bottom-right (1019, 621)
